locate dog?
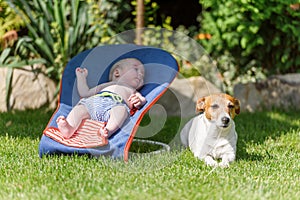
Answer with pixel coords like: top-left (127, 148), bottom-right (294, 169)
top-left (180, 93), bottom-right (240, 167)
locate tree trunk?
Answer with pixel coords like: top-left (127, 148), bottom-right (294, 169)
top-left (136, 0), bottom-right (144, 45)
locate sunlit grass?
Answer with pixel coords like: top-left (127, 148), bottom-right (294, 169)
top-left (0, 108), bottom-right (299, 199)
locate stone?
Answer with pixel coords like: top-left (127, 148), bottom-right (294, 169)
top-left (234, 73), bottom-right (300, 112)
top-left (155, 76), bottom-right (221, 117)
top-left (0, 65), bottom-right (57, 112)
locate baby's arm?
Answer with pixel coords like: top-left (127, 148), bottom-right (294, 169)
top-left (76, 68), bottom-right (90, 97)
top-left (76, 68), bottom-right (115, 98)
top-left (128, 92), bottom-right (147, 109)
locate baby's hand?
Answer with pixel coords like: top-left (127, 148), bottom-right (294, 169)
top-left (76, 67), bottom-right (88, 78)
top-left (128, 93), bottom-right (146, 109)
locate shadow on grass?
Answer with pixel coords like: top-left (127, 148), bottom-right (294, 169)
top-left (1, 107), bottom-right (299, 162)
top-left (234, 109), bottom-right (300, 161)
top-left (129, 114), bottom-right (184, 153)
top-left (0, 107), bottom-right (183, 152)
top-left (132, 109), bottom-right (300, 161)
top-left (0, 107), bottom-right (53, 140)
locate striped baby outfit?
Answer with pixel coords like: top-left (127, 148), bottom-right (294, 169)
top-left (78, 91), bottom-right (130, 122)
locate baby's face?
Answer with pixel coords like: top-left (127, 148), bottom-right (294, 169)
top-left (119, 59), bottom-right (145, 89)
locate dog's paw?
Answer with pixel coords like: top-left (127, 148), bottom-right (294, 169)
top-left (219, 161), bottom-right (230, 168)
top-left (204, 156), bottom-right (218, 167)
top-left (219, 154), bottom-right (235, 168)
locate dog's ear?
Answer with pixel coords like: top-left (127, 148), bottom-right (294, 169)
top-left (234, 98), bottom-right (241, 114)
top-left (196, 97), bottom-right (206, 113)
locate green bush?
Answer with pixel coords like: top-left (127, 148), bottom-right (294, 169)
top-left (0, 0), bottom-right (24, 50)
top-left (6, 0), bottom-right (126, 83)
top-left (198, 0), bottom-right (300, 77)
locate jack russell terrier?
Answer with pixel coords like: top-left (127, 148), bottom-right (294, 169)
top-left (180, 93), bottom-right (240, 167)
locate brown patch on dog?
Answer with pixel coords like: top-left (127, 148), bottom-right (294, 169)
top-left (196, 93), bottom-right (240, 120)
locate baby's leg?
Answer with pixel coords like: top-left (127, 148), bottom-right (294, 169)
top-left (104, 105), bottom-right (129, 138)
top-left (57, 104), bottom-right (90, 138)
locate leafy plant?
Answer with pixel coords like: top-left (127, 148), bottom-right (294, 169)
top-left (198, 0), bottom-right (300, 77)
top-left (0, 0), bottom-right (24, 50)
top-left (98, 0), bottom-right (134, 36)
top-left (7, 0), bottom-right (107, 83)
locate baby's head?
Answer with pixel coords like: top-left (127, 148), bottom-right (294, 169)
top-left (109, 58), bottom-right (145, 89)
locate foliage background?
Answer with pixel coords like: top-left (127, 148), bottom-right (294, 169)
top-left (198, 0), bottom-right (300, 91)
top-left (0, 0), bottom-right (300, 98)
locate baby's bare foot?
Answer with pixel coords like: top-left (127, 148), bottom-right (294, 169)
top-left (56, 116), bottom-right (66, 126)
top-left (56, 116), bottom-right (75, 138)
top-left (98, 127), bottom-right (108, 138)
top-left (97, 127), bottom-right (109, 145)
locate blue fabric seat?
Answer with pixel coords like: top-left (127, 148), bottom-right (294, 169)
top-left (38, 44), bottom-right (179, 160)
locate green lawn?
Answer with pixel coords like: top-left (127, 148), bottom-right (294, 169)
top-left (0, 108), bottom-right (299, 199)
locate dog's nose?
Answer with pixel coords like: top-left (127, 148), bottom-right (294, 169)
top-left (221, 117), bottom-right (230, 124)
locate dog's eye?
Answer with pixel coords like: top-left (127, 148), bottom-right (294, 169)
top-left (228, 104), bottom-right (234, 109)
top-left (211, 104), bottom-right (219, 109)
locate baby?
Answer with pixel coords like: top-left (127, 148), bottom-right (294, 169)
top-left (56, 58), bottom-right (146, 141)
